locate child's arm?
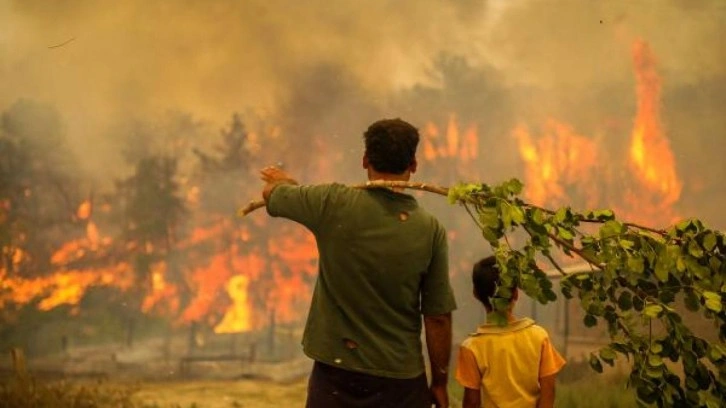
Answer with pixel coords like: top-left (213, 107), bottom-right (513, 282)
top-left (462, 387), bottom-right (481, 408)
top-left (537, 373), bottom-right (557, 408)
top-left (455, 345), bottom-right (482, 408)
top-left (538, 335), bottom-right (566, 408)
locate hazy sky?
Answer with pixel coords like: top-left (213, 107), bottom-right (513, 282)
top-left (1, 1), bottom-right (724, 220)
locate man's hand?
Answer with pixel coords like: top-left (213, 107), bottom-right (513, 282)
top-left (424, 313), bottom-right (452, 408)
top-left (260, 166), bottom-right (297, 202)
top-left (430, 382), bottom-right (449, 407)
top-left (260, 165), bottom-right (293, 184)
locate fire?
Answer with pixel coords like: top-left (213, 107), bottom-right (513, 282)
top-left (514, 119), bottom-right (600, 208)
top-left (0, 38), bottom-right (686, 344)
top-left (141, 262), bottom-right (179, 314)
top-left (627, 39), bottom-right (682, 219)
top-left (76, 200), bottom-right (92, 220)
top-left (516, 39), bottom-right (681, 227)
top-left (422, 114), bottom-right (479, 164)
top-left (214, 275), bottom-right (253, 334)
top-left (0, 264), bottom-right (132, 311)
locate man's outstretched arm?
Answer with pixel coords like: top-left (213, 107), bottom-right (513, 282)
top-left (424, 312), bottom-right (452, 408)
top-left (260, 166), bottom-right (298, 202)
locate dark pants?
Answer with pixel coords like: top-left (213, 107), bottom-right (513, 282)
top-left (306, 361), bottom-right (431, 408)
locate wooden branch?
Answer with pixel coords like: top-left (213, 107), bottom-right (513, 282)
top-left (236, 180), bottom-right (449, 217)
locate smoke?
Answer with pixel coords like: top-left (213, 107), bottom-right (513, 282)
top-left (1, 0), bottom-right (725, 223)
top-left (0, 0), bottom-right (482, 170)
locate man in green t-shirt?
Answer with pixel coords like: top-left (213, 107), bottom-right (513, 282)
top-left (260, 118), bottom-right (457, 408)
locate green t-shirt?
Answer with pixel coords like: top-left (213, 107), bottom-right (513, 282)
top-left (267, 183), bottom-right (456, 379)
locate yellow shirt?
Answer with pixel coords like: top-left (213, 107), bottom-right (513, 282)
top-left (455, 317), bottom-right (566, 408)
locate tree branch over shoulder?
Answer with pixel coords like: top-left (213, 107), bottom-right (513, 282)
top-left (240, 177), bottom-right (726, 407)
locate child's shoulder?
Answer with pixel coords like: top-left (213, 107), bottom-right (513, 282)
top-left (465, 318), bottom-right (553, 340)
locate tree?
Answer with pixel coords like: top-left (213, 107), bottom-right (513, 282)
top-left (192, 113), bottom-right (254, 214)
top-left (447, 179), bottom-right (726, 408)
top-left (116, 155), bottom-right (186, 345)
top-left (0, 100), bottom-right (82, 278)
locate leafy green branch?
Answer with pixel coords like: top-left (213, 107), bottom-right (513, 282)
top-left (242, 177), bottom-right (725, 406)
top-left (448, 179), bottom-right (726, 408)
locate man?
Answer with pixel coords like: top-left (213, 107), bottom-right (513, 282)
top-left (260, 118), bottom-right (456, 408)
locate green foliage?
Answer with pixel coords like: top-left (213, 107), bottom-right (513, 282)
top-left (449, 179), bottom-right (726, 407)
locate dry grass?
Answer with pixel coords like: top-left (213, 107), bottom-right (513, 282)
top-left (133, 379), bottom-right (308, 408)
top-left (1, 369), bottom-right (634, 408)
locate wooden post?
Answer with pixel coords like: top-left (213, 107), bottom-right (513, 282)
top-left (268, 308), bottom-right (276, 358)
top-left (11, 347), bottom-right (28, 379)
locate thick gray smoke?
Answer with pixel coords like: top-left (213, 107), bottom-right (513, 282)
top-left (1, 0), bottom-right (724, 226)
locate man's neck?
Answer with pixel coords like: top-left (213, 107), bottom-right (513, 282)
top-left (367, 170), bottom-right (411, 192)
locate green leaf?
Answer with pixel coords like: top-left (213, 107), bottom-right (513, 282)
top-left (617, 291), bottom-right (633, 311)
top-left (654, 252), bottom-right (672, 282)
top-left (648, 354), bottom-right (663, 367)
top-left (584, 314), bottom-right (597, 327)
top-left (478, 208), bottom-right (499, 229)
top-left (589, 353), bottom-right (603, 373)
top-left (626, 255), bottom-right (645, 274)
top-left (599, 220), bottom-right (625, 239)
top-left (619, 239), bottom-right (635, 249)
top-left (594, 209), bottom-right (615, 221)
top-left (510, 205), bottom-right (525, 224)
top-left (687, 240), bottom-right (704, 259)
top-left (650, 343), bottom-right (663, 354)
top-left (644, 304), bottom-right (663, 318)
top-left (708, 345), bottom-right (723, 362)
top-left (504, 178), bottom-right (524, 195)
top-left (703, 291), bottom-right (722, 313)
top-left (684, 291), bottom-right (700, 312)
top-left (554, 208), bottom-right (568, 224)
top-left (702, 232), bottom-right (717, 251)
top-left (557, 227), bottom-right (574, 241)
top-left (599, 347), bottom-right (616, 364)
top-left (481, 227), bottom-right (500, 245)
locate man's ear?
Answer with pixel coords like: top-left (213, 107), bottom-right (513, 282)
top-left (409, 157), bottom-right (417, 173)
top-left (363, 154), bottom-right (369, 169)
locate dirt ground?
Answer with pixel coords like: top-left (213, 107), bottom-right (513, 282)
top-left (133, 378), bottom-right (310, 408)
top-left (132, 378), bottom-right (469, 408)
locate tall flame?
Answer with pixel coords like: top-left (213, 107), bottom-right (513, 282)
top-left (627, 39), bottom-right (682, 221)
top-left (515, 39), bottom-right (681, 227)
top-left (214, 275), bottom-right (253, 333)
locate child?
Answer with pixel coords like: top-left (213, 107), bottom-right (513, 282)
top-left (455, 256), bottom-right (566, 408)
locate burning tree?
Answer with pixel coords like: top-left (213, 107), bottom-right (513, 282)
top-left (116, 155), bottom-right (186, 345)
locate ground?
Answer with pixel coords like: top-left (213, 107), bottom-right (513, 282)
top-left (133, 379), bottom-right (310, 408)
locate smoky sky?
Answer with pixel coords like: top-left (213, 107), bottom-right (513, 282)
top-left (1, 0), bottom-right (725, 224)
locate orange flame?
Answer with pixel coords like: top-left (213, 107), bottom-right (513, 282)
top-left (516, 39), bottom-right (681, 227)
top-left (214, 275), bottom-right (253, 333)
top-left (422, 114), bottom-right (479, 165)
top-left (627, 39), bottom-right (682, 221)
top-left (76, 200), bottom-right (92, 220)
top-left (514, 119), bottom-right (600, 208)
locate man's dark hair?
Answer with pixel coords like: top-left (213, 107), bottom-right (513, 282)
top-left (472, 256), bottom-right (506, 310)
top-left (363, 118), bottom-right (419, 174)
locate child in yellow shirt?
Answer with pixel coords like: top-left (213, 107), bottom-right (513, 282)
top-left (455, 256), bottom-right (566, 408)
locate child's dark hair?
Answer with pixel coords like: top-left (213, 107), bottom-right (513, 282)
top-left (472, 256), bottom-right (513, 310)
